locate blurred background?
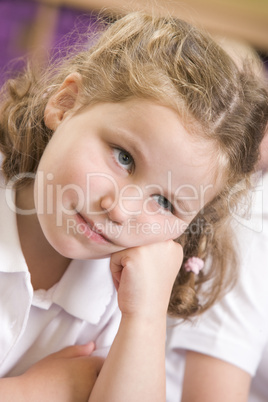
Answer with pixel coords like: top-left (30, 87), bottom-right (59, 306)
top-left (0, 0), bottom-right (267, 84)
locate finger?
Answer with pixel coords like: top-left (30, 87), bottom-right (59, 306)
top-left (52, 342), bottom-right (96, 359)
top-left (112, 271), bottom-right (122, 291)
top-left (110, 250), bottom-right (136, 290)
top-left (110, 252), bottom-right (124, 274)
top-left (82, 341), bottom-right (96, 355)
top-left (110, 247), bottom-right (138, 275)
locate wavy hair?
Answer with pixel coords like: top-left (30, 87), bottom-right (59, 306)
top-left (0, 12), bottom-right (267, 318)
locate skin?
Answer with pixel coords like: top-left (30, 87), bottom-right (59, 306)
top-left (181, 351), bottom-right (251, 402)
top-left (34, 80), bottom-right (217, 261)
top-left (8, 343), bottom-right (104, 402)
top-left (1, 74), bottom-right (219, 401)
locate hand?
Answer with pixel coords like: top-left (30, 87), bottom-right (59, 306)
top-left (20, 343), bottom-right (104, 402)
top-left (110, 240), bottom-right (183, 318)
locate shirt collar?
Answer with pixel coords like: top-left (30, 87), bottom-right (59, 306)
top-left (52, 257), bottom-right (116, 324)
top-left (0, 174), bottom-right (28, 274)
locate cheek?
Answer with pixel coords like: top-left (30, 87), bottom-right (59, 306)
top-left (160, 216), bottom-right (189, 240)
top-left (142, 198), bottom-right (163, 215)
top-left (138, 215), bottom-right (188, 241)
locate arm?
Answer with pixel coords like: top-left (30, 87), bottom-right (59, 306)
top-left (89, 312), bottom-right (167, 402)
top-left (181, 351), bottom-right (251, 402)
top-left (0, 343), bottom-right (104, 402)
top-left (89, 240), bottom-right (183, 402)
top-left (0, 377), bottom-right (26, 402)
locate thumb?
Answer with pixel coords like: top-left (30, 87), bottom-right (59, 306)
top-left (53, 342), bottom-right (96, 359)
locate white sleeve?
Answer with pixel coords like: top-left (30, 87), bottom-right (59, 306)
top-left (166, 174), bottom-right (268, 401)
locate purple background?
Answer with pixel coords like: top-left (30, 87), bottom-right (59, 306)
top-left (0, 0), bottom-right (99, 84)
top-left (0, 0), bottom-right (266, 85)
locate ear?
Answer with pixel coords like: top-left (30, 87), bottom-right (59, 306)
top-left (44, 72), bottom-right (82, 130)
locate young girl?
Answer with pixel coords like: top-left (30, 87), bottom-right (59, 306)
top-left (0, 11), bottom-right (267, 402)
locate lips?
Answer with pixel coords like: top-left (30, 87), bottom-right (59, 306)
top-left (75, 212), bottom-right (111, 244)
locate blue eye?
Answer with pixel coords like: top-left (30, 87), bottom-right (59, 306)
top-left (113, 148), bottom-right (134, 172)
top-left (152, 195), bottom-right (174, 213)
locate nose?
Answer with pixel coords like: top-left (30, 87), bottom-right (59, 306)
top-left (100, 194), bottom-right (125, 224)
top-left (100, 188), bottom-right (142, 224)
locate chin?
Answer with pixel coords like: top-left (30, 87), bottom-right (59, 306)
top-left (52, 238), bottom-right (112, 260)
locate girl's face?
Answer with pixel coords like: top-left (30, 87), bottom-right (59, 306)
top-left (35, 97), bottom-right (218, 260)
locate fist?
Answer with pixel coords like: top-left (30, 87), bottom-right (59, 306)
top-left (110, 240), bottom-right (183, 318)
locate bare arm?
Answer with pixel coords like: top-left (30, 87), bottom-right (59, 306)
top-left (89, 314), bottom-right (167, 402)
top-left (181, 351), bottom-right (251, 402)
top-left (0, 377), bottom-right (27, 402)
top-left (0, 343), bottom-right (103, 402)
top-left (89, 240), bottom-right (183, 402)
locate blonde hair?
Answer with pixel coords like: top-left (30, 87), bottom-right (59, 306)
top-left (0, 12), bottom-right (267, 318)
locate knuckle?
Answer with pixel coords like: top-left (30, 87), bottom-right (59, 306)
top-left (121, 254), bottom-right (133, 267)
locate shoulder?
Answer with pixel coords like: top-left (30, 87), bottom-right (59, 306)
top-left (166, 176), bottom-right (268, 377)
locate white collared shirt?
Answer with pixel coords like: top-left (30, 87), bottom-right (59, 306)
top-left (0, 172), bottom-right (121, 377)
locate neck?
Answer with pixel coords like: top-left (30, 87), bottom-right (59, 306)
top-left (16, 181), bottom-right (71, 290)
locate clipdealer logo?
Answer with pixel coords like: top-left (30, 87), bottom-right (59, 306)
top-left (5, 171), bottom-right (213, 218)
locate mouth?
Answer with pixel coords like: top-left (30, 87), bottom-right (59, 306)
top-left (75, 212), bottom-right (112, 244)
